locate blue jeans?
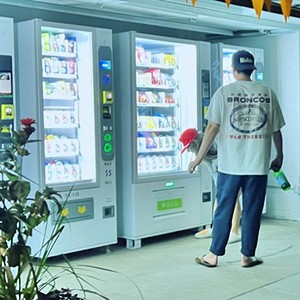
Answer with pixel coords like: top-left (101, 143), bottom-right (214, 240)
top-left (210, 172), bottom-right (267, 257)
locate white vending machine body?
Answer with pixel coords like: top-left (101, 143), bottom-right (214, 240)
top-left (114, 31), bottom-right (213, 249)
top-left (16, 19), bottom-right (117, 257)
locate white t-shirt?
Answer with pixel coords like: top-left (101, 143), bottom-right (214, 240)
top-left (206, 80), bottom-right (285, 175)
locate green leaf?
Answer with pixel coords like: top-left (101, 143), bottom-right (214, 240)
top-left (0, 207), bottom-right (17, 237)
top-left (42, 186), bottom-right (62, 200)
top-left (4, 171), bottom-right (19, 182)
top-left (0, 149), bottom-right (14, 162)
top-left (6, 244), bottom-right (31, 267)
top-left (8, 180), bottom-right (30, 201)
top-left (12, 130), bottom-right (28, 146)
top-left (27, 216), bottom-right (40, 228)
top-left (0, 181), bottom-right (10, 200)
top-left (40, 201), bottom-right (50, 218)
top-left (16, 147), bottom-right (30, 156)
top-left (3, 161), bottom-right (15, 170)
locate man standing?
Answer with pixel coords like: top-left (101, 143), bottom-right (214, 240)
top-left (189, 50), bottom-right (285, 268)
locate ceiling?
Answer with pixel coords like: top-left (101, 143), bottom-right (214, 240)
top-left (2, 0), bottom-right (300, 37)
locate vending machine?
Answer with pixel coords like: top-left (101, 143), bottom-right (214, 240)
top-left (0, 17), bottom-right (15, 147)
top-left (211, 43), bottom-right (264, 95)
top-left (113, 31), bottom-right (213, 249)
top-left (16, 19), bottom-right (117, 256)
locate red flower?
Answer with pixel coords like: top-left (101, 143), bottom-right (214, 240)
top-left (20, 118), bottom-right (36, 127)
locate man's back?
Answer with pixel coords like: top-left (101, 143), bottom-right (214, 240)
top-left (206, 80), bottom-right (285, 175)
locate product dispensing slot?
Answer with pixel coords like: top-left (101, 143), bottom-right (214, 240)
top-left (153, 187), bottom-right (185, 217)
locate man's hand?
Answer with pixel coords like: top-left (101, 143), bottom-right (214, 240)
top-left (270, 155), bottom-right (283, 172)
top-left (188, 160), bottom-right (199, 174)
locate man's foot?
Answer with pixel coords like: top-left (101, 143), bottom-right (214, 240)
top-left (194, 228), bottom-right (212, 239)
top-left (195, 252), bottom-right (218, 267)
top-left (228, 232), bottom-right (241, 244)
top-left (241, 256), bottom-right (263, 267)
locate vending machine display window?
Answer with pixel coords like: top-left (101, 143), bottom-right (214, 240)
top-left (41, 27), bottom-right (97, 186)
top-left (135, 37), bottom-right (198, 177)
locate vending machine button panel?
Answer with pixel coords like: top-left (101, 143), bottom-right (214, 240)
top-left (99, 46), bottom-right (114, 161)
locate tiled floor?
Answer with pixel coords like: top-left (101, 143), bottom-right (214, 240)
top-left (47, 218), bottom-right (300, 300)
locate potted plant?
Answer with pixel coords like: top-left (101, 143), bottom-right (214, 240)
top-left (0, 118), bottom-right (144, 300)
top-left (0, 118), bottom-right (87, 299)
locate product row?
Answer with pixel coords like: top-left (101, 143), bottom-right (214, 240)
top-left (137, 134), bottom-right (176, 152)
top-left (137, 115), bottom-right (176, 130)
top-left (136, 69), bottom-right (177, 88)
top-left (138, 154), bottom-right (178, 173)
top-left (136, 45), bottom-right (176, 67)
top-left (45, 160), bottom-right (80, 183)
top-left (137, 91), bottom-right (176, 105)
top-left (43, 81), bottom-right (78, 98)
top-left (45, 137), bottom-right (79, 157)
top-left (42, 57), bottom-right (76, 77)
top-left (41, 32), bottom-right (77, 55)
top-left (44, 110), bottom-right (77, 128)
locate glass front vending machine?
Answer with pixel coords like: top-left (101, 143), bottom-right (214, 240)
top-left (211, 42), bottom-right (264, 95)
top-left (16, 19), bottom-right (116, 257)
top-left (113, 31), bottom-right (213, 249)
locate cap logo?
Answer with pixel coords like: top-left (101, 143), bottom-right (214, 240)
top-left (240, 57), bottom-right (253, 64)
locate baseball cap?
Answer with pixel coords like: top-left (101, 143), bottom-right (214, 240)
top-left (232, 50), bottom-right (257, 71)
top-left (179, 128), bottom-right (198, 154)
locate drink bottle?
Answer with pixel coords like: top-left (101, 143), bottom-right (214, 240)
top-left (273, 169), bottom-right (291, 191)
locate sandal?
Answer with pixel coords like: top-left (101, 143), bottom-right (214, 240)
top-left (194, 228), bottom-right (212, 239)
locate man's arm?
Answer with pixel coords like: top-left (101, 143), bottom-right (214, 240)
top-left (270, 130), bottom-right (283, 171)
top-left (189, 122), bottom-right (220, 173)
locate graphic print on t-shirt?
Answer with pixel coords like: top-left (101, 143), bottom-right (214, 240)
top-left (227, 93), bottom-right (268, 134)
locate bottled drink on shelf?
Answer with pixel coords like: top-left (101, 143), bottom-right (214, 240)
top-left (273, 169), bottom-right (291, 191)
